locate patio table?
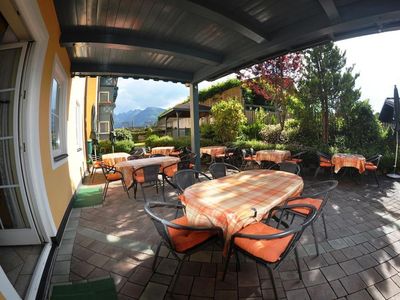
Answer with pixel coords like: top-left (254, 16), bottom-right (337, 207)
top-left (255, 150), bottom-right (291, 163)
top-left (183, 169), bottom-right (303, 253)
top-left (151, 146), bottom-right (175, 156)
top-left (102, 152), bottom-right (130, 166)
top-left (332, 153), bottom-right (366, 173)
top-left (200, 146), bottom-right (226, 158)
top-left (115, 156), bottom-right (180, 188)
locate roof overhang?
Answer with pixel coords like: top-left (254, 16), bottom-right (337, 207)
top-left (159, 103), bottom-right (211, 119)
top-left (54, 0), bottom-right (400, 83)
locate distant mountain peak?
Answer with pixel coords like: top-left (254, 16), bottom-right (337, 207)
top-left (114, 107), bottom-right (164, 128)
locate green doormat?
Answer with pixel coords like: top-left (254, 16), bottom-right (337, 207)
top-left (73, 186), bottom-right (103, 208)
top-left (50, 278), bottom-right (117, 300)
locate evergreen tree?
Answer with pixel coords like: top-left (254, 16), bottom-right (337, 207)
top-left (299, 42), bottom-right (360, 144)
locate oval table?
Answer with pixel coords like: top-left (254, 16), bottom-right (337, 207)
top-left (331, 153), bottom-right (366, 173)
top-left (183, 169), bottom-right (303, 253)
top-left (102, 152), bottom-right (130, 166)
top-left (255, 150), bottom-right (291, 163)
top-left (151, 146), bottom-right (175, 156)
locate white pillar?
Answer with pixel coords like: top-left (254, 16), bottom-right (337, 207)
top-left (189, 83), bottom-right (201, 170)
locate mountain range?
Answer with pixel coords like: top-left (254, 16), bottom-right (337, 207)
top-left (114, 107), bottom-right (164, 128)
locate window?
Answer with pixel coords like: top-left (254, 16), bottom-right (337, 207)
top-left (50, 56), bottom-right (68, 167)
top-left (99, 121), bottom-right (110, 134)
top-left (75, 102), bottom-right (83, 151)
top-left (99, 91), bottom-right (109, 103)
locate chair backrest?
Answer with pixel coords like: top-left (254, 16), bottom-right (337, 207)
top-left (278, 162), bottom-right (300, 175)
top-left (129, 147), bottom-right (145, 159)
top-left (300, 180), bottom-right (338, 212)
top-left (316, 151), bottom-right (331, 162)
top-left (100, 163), bottom-right (114, 177)
top-left (367, 154), bottom-right (382, 167)
top-left (173, 169), bottom-right (211, 193)
top-left (209, 163), bottom-right (240, 179)
top-left (135, 164), bottom-right (161, 182)
top-left (292, 150), bottom-right (307, 158)
top-left (150, 154), bottom-right (165, 158)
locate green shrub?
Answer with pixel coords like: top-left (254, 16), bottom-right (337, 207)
top-left (98, 140), bottom-right (112, 154)
top-left (260, 124), bottom-right (282, 144)
top-left (114, 140), bottom-right (135, 153)
top-left (200, 123), bottom-right (216, 140)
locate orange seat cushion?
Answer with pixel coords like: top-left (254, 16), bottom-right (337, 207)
top-left (244, 156), bottom-right (255, 161)
top-left (365, 164), bottom-right (377, 171)
top-left (320, 161), bottom-right (333, 167)
top-left (189, 163), bottom-right (195, 169)
top-left (93, 161), bottom-right (103, 168)
top-left (287, 198), bottom-right (322, 215)
top-left (235, 223), bottom-right (293, 263)
top-left (163, 164), bottom-right (178, 177)
top-left (170, 151), bottom-right (181, 156)
top-left (106, 173), bottom-right (122, 181)
top-left (167, 216), bottom-right (217, 252)
top-left (288, 158), bottom-right (303, 163)
top-left (320, 157), bottom-right (331, 163)
top-left (133, 169), bottom-right (145, 183)
top-left (216, 154), bottom-right (226, 158)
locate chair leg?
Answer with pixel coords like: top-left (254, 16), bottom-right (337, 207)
top-left (171, 257), bottom-right (184, 294)
top-left (374, 172), bottom-right (380, 187)
top-left (133, 182), bottom-right (137, 199)
top-left (267, 267), bottom-right (278, 299)
top-left (294, 247), bottom-right (302, 280)
top-left (313, 166), bottom-right (321, 178)
top-left (152, 242), bottom-right (162, 271)
top-left (140, 183), bottom-right (147, 203)
top-left (121, 180), bottom-right (130, 199)
top-left (321, 212), bottom-right (328, 239)
top-left (222, 244), bottom-right (234, 280)
top-left (235, 250), bottom-right (241, 272)
top-left (311, 223), bottom-right (320, 256)
top-left (103, 182), bottom-right (109, 200)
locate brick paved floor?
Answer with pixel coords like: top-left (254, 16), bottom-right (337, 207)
top-left (51, 171), bottom-right (400, 299)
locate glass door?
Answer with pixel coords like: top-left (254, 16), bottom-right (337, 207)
top-left (0, 42), bottom-right (40, 245)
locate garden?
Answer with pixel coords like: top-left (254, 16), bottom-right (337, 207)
top-left (100, 42), bottom-right (397, 173)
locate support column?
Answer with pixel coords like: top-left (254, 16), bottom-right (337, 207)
top-left (189, 83), bottom-right (201, 170)
top-left (165, 117), bottom-right (168, 136)
top-left (176, 112), bottom-right (180, 137)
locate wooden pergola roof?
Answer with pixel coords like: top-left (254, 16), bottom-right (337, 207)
top-left (54, 0), bottom-right (400, 83)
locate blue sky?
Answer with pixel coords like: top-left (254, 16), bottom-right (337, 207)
top-left (115, 30), bottom-right (400, 114)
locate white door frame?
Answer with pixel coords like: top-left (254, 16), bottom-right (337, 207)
top-left (13, 0), bottom-right (56, 240)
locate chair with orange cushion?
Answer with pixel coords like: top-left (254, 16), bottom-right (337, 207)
top-left (313, 151), bottom-right (334, 178)
top-left (173, 169), bottom-right (211, 205)
top-left (222, 204), bottom-right (317, 299)
top-left (100, 163), bottom-right (130, 200)
top-left (283, 180), bottom-right (338, 256)
top-left (365, 154), bottom-right (382, 186)
top-left (162, 158), bottom-right (193, 191)
top-left (145, 202), bottom-right (222, 293)
top-left (240, 148), bottom-right (257, 170)
top-left (132, 164), bottom-right (162, 202)
top-left (286, 150), bottom-right (307, 164)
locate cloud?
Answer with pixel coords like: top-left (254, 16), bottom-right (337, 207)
top-left (115, 79), bottom-right (188, 113)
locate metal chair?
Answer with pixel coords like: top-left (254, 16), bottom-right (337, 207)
top-left (286, 150), bottom-right (307, 164)
top-left (145, 202), bottom-right (222, 293)
top-left (283, 180), bottom-right (338, 256)
top-left (314, 151), bottom-right (334, 178)
top-left (269, 161), bottom-right (301, 175)
top-left (132, 164), bottom-right (162, 202)
top-left (222, 204), bottom-right (317, 299)
top-left (128, 147), bottom-right (145, 160)
top-left (365, 154), bottom-right (382, 186)
top-left (100, 163), bottom-right (130, 199)
top-left (208, 162), bottom-right (240, 179)
top-left (90, 155), bottom-right (104, 182)
top-left (173, 169), bottom-right (211, 195)
top-left (239, 149), bottom-right (257, 170)
top-left (162, 158), bottom-right (193, 189)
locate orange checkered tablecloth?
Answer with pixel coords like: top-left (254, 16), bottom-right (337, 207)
top-left (183, 169), bottom-right (303, 253)
top-left (255, 150), bottom-right (291, 163)
top-left (101, 152), bottom-right (130, 166)
top-left (115, 156), bottom-right (180, 187)
top-left (200, 146), bottom-right (226, 158)
top-left (151, 146), bottom-right (175, 156)
top-left (332, 153), bottom-right (366, 173)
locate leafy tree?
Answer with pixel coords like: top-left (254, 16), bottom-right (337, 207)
top-left (238, 53), bottom-right (302, 130)
top-left (299, 42), bottom-right (360, 144)
top-left (211, 98), bottom-right (246, 143)
top-left (115, 128), bottom-right (132, 141)
top-left (241, 108), bottom-right (267, 140)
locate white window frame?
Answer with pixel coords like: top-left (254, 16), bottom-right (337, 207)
top-left (99, 121), bottom-right (110, 134)
top-left (75, 102), bottom-right (83, 151)
top-left (99, 91), bottom-right (110, 103)
top-left (49, 55), bottom-right (68, 169)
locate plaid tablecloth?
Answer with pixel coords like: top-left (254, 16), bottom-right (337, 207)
top-left (332, 153), bottom-right (366, 173)
top-left (255, 150), bottom-right (291, 163)
top-left (115, 156), bottom-right (180, 187)
top-left (151, 146), bottom-right (175, 156)
top-left (183, 169), bottom-right (303, 252)
top-left (102, 152), bottom-right (130, 166)
top-left (200, 146), bottom-right (226, 157)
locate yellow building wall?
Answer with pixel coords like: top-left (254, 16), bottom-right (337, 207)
top-left (85, 77), bottom-right (99, 141)
top-left (202, 86), bottom-right (243, 107)
top-left (37, 0), bottom-right (77, 228)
